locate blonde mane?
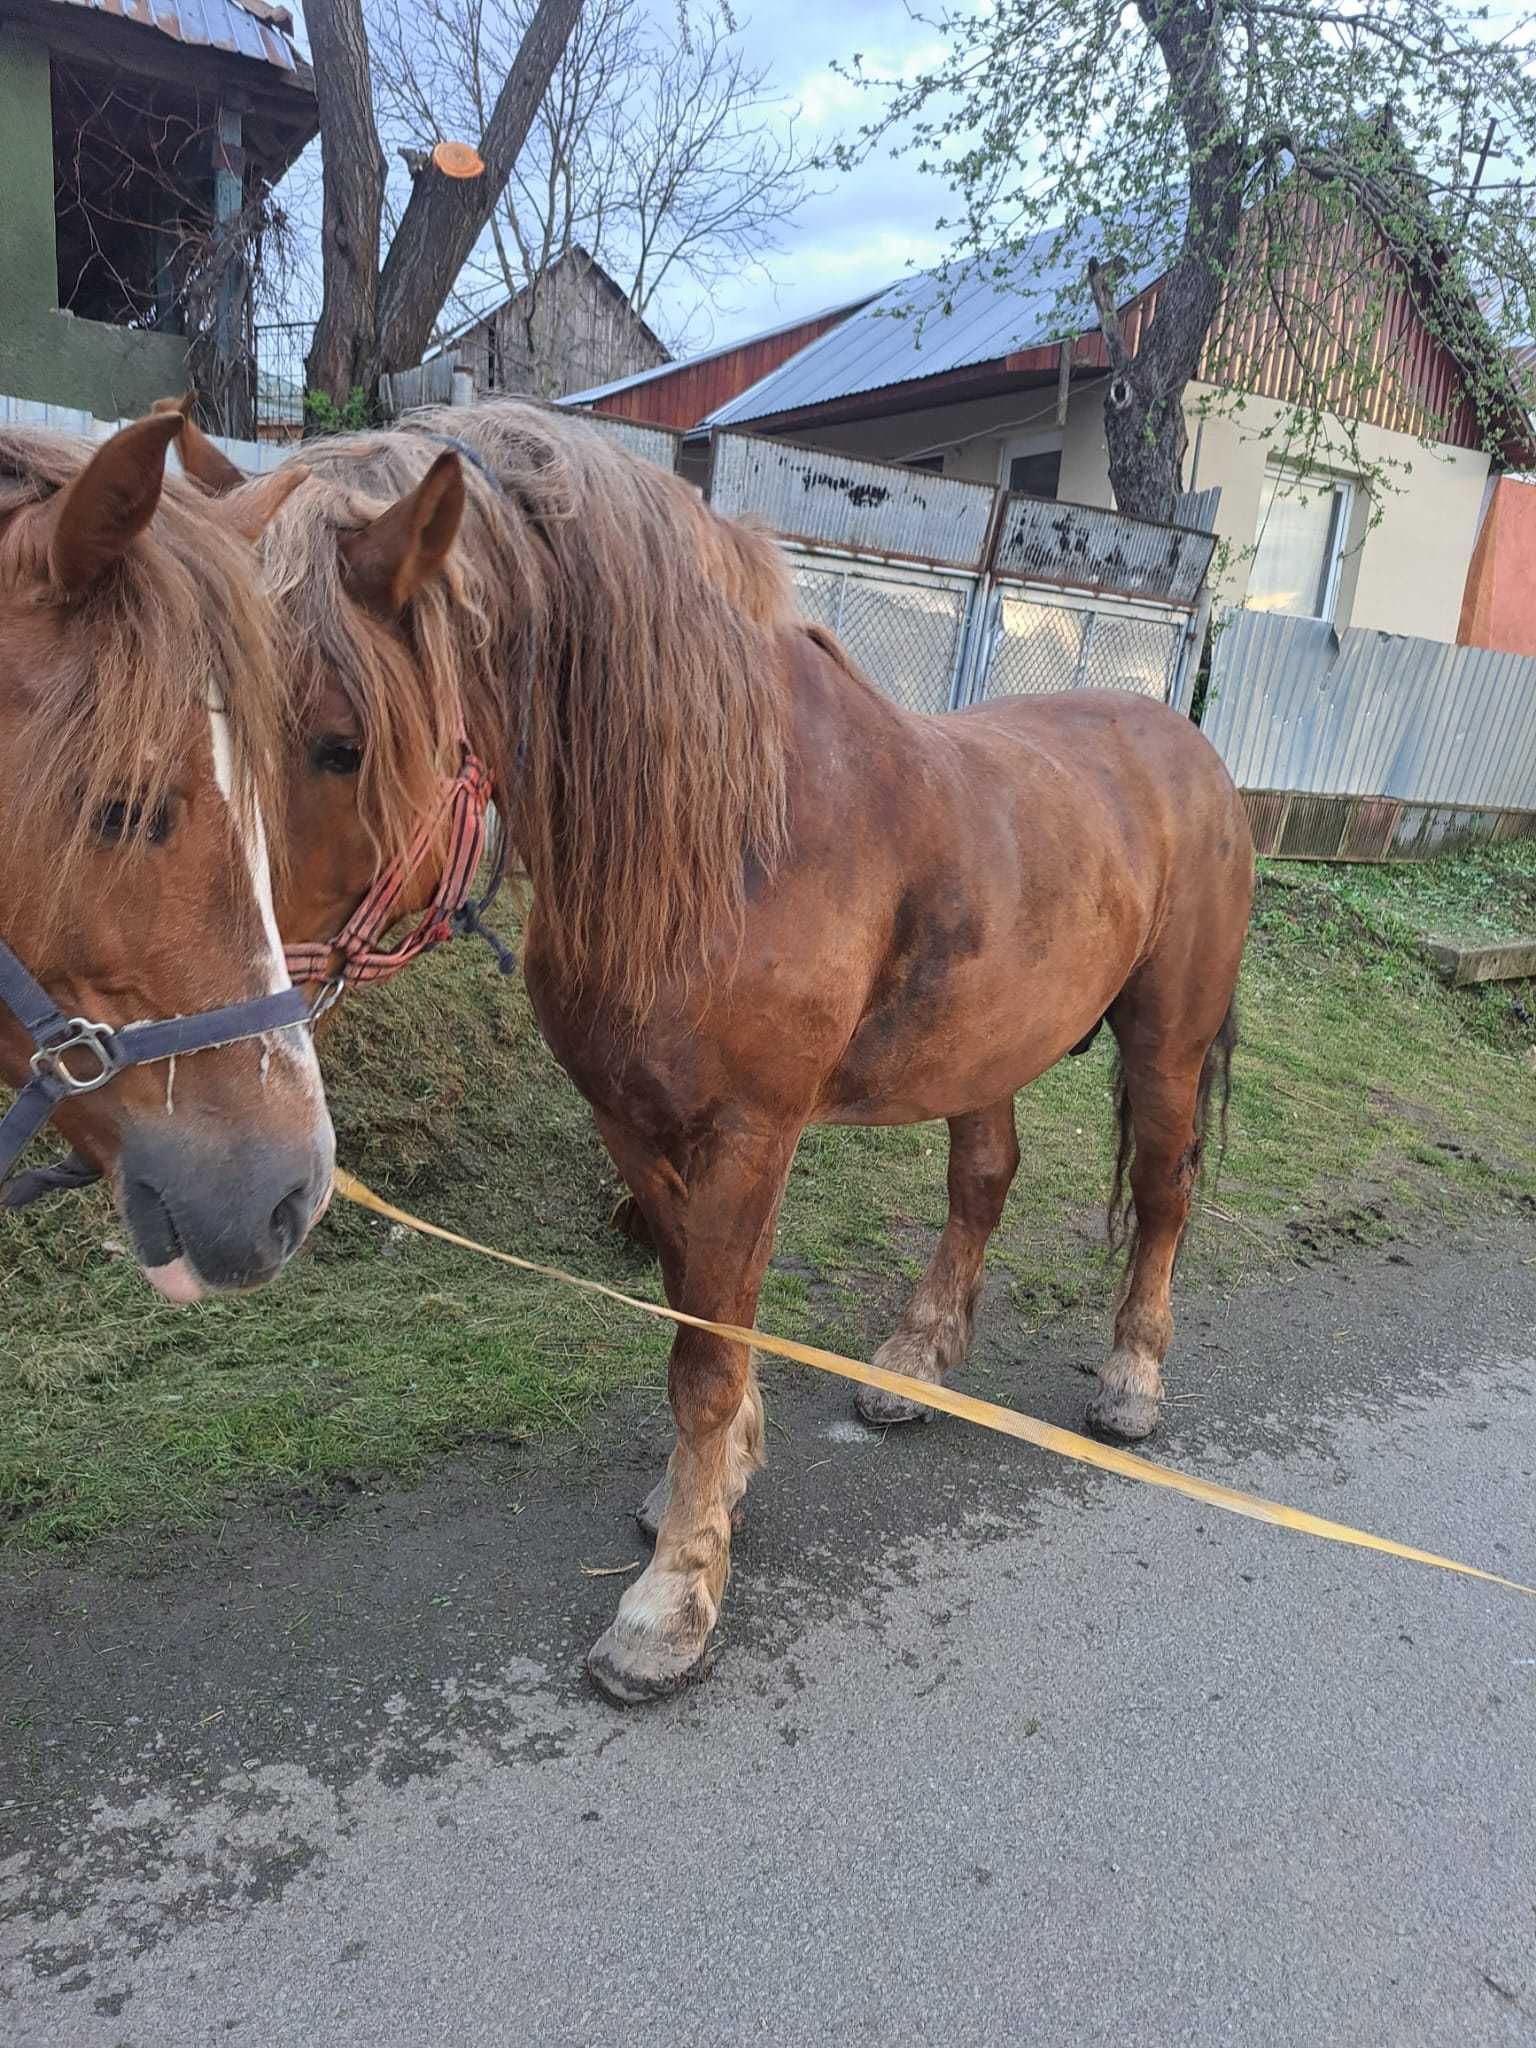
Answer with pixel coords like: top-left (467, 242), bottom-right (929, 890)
top-left (270, 399), bottom-right (797, 1017)
top-left (0, 429), bottom-right (288, 930)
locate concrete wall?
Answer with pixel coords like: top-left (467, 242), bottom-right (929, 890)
top-left (0, 27), bottom-right (189, 419)
top-left (765, 372), bottom-right (1488, 646)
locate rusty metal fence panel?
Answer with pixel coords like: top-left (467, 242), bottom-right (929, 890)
top-left (990, 494), bottom-right (1216, 606)
top-left (582, 412), bottom-right (681, 471)
top-left (703, 430), bottom-right (1216, 714)
top-left (708, 430), bottom-right (996, 569)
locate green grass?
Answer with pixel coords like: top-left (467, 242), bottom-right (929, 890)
top-left (3, 848), bottom-right (1534, 1553)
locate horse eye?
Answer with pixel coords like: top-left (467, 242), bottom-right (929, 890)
top-left (312, 734), bottom-right (364, 776)
top-left (92, 798), bottom-right (171, 845)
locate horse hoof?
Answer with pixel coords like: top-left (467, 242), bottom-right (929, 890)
top-left (854, 1381), bottom-right (938, 1427)
top-left (1085, 1388), bottom-right (1160, 1442)
top-left (587, 1624), bottom-right (712, 1705)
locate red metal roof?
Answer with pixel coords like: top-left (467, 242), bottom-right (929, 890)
top-left (584, 305), bottom-right (866, 433)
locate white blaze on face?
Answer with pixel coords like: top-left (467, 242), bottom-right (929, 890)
top-left (206, 698), bottom-right (328, 1112)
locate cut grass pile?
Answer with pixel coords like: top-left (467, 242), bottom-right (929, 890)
top-left (3, 847), bottom-right (1533, 1551)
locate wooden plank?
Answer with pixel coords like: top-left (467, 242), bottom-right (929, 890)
top-left (1423, 938), bottom-right (1536, 986)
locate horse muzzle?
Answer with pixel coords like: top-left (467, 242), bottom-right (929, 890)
top-left (118, 1119), bottom-right (335, 1301)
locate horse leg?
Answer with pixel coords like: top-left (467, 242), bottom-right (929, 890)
top-left (855, 1100), bottom-right (1020, 1426)
top-left (1085, 999), bottom-right (1235, 1443)
top-left (591, 1109), bottom-right (765, 1542)
top-left (587, 1126), bottom-right (794, 1703)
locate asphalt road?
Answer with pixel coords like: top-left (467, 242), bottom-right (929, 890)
top-left (3, 1224), bottom-right (1535, 2046)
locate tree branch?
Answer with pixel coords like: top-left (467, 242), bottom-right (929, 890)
top-left (371, 0), bottom-right (582, 378)
top-left (1087, 257), bottom-right (1134, 374)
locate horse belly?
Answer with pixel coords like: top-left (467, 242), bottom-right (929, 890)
top-left (816, 930), bottom-right (1135, 1128)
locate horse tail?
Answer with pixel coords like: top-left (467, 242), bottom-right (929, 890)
top-left (1107, 1000), bottom-right (1237, 1254)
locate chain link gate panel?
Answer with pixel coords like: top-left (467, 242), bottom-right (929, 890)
top-left (787, 549), bottom-right (976, 714)
top-left (968, 586), bottom-right (1189, 704)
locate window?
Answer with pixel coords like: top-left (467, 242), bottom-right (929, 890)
top-left (1248, 467), bottom-right (1353, 620)
top-left (1000, 430), bottom-right (1063, 501)
top-left (1009, 448), bottom-right (1062, 498)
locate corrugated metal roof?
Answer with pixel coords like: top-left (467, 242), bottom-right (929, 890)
top-left (703, 221), bottom-right (1169, 430)
top-left (43, 0), bottom-right (311, 80)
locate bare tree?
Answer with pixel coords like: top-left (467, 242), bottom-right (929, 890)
top-left (304, 0), bottom-right (581, 405)
top-left (368, 0), bottom-right (815, 364)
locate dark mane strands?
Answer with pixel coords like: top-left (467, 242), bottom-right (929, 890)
top-left (278, 400), bottom-right (796, 1020)
top-left (0, 429), bottom-right (289, 934)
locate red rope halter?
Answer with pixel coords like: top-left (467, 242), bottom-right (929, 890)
top-left (283, 748), bottom-right (499, 992)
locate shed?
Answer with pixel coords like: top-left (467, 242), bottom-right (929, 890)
top-left (0, 0), bottom-right (316, 432)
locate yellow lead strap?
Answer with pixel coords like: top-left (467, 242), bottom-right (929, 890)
top-left (334, 1169), bottom-right (1535, 1598)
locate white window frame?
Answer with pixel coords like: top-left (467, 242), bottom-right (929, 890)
top-left (998, 428), bottom-right (1065, 498)
top-left (1251, 464), bottom-right (1355, 623)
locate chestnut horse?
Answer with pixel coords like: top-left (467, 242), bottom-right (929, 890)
top-left (0, 417), bottom-right (334, 1299)
top-left (175, 399), bottom-right (1252, 1701)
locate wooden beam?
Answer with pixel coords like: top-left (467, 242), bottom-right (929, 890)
top-left (1423, 938), bottom-right (1536, 987)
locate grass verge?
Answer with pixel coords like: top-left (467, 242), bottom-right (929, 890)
top-left (3, 849), bottom-right (1534, 1552)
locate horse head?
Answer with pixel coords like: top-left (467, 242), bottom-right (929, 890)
top-left (0, 414), bottom-right (334, 1299)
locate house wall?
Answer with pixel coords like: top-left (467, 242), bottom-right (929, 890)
top-left (1457, 476), bottom-right (1536, 656)
top-left (1181, 382), bottom-right (1491, 642)
top-left (459, 262), bottom-right (668, 402)
top-left (0, 27), bottom-right (188, 418)
top-left (762, 383), bottom-right (1115, 503)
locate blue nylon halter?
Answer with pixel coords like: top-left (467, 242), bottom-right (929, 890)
top-left (0, 936), bottom-right (321, 1204)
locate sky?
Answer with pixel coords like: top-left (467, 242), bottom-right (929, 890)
top-left (679, 0), bottom-right (956, 344)
top-left (280, 0), bottom-right (960, 354)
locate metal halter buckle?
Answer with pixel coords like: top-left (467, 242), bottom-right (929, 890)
top-left (309, 976), bottom-right (347, 1024)
top-left (29, 1018), bottom-right (119, 1094)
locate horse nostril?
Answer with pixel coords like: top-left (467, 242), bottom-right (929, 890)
top-left (269, 1183), bottom-right (312, 1258)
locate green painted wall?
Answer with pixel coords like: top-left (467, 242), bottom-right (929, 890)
top-left (0, 26), bottom-right (188, 419)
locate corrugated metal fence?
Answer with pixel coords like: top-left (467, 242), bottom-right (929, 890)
top-left (0, 393), bottom-right (283, 475)
top-left (707, 430), bottom-right (1215, 715)
top-left (1204, 609), bottom-right (1536, 857)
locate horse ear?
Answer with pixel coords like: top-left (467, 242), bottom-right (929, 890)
top-left (46, 412), bottom-right (183, 594)
top-left (219, 464), bottom-right (310, 543)
top-left (340, 451), bottom-right (465, 617)
top-left (152, 394), bottom-right (248, 493)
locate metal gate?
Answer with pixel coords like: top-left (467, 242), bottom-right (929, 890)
top-left (707, 431), bottom-right (1216, 715)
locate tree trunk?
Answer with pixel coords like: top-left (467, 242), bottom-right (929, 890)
top-left (304, 0), bottom-right (386, 409)
top-left (370, 0), bottom-right (582, 382)
top-left (1089, 0), bottom-right (1248, 523)
top-left (1101, 374), bottom-right (1190, 523)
